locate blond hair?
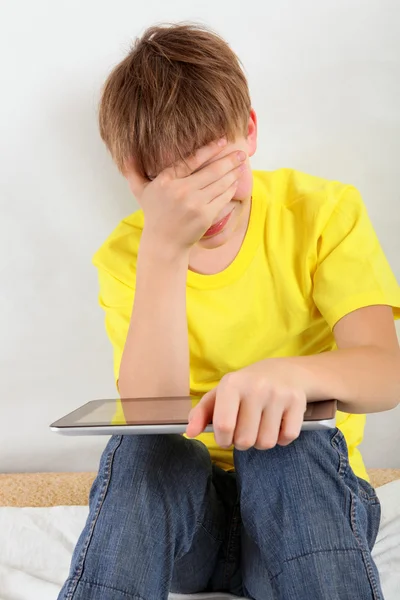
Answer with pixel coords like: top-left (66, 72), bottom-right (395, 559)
top-left (98, 23), bottom-right (251, 176)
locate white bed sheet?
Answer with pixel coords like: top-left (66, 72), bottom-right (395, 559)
top-left (0, 480), bottom-right (399, 600)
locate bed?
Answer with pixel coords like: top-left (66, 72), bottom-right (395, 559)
top-left (0, 470), bottom-right (399, 600)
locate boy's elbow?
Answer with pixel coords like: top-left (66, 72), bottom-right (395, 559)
top-left (388, 348), bottom-right (400, 409)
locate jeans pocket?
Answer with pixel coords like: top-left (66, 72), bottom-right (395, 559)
top-left (330, 427), bottom-right (350, 478)
top-left (350, 484), bottom-right (382, 577)
top-left (331, 428), bottom-right (380, 505)
top-left (357, 477), bottom-right (381, 506)
top-left (331, 428), bottom-right (382, 555)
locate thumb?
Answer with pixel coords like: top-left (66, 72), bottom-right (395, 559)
top-left (186, 390), bottom-right (216, 438)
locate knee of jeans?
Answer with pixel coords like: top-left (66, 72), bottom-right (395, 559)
top-left (235, 429), bottom-right (338, 481)
top-left (235, 430), bottom-right (343, 526)
top-left (113, 434), bottom-right (213, 495)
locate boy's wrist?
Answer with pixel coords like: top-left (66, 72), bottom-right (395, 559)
top-left (139, 231), bottom-right (190, 268)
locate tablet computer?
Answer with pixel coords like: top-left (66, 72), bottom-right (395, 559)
top-left (50, 397), bottom-right (337, 436)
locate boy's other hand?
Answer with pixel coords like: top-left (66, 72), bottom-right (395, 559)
top-left (124, 139), bottom-right (247, 253)
top-left (186, 361), bottom-right (308, 450)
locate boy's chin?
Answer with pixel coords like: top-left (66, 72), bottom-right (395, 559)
top-left (197, 230), bottom-right (232, 249)
top-left (198, 202), bottom-right (248, 249)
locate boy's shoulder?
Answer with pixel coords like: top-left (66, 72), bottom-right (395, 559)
top-left (253, 168), bottom-right (363, 233)
top-left (254, 168), bottom-right (356, 210)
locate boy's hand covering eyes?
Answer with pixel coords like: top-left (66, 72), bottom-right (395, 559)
top-left (186, 361), bottom-right (308, 451)
top-left (124, 139), bottom-right (247, 252)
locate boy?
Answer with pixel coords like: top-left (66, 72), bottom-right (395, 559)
top-left (59, 23), bottom-right (400, 600)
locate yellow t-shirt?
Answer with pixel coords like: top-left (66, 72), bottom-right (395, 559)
top-left (93, 169), bottom-right (400, 481)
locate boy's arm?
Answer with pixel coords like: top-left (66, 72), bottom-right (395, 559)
top-left (118, 140), bottom-right (246, 398)
top-left (302, 185), bottom-right (400, 413)
top-left (118, 238), bottom-right (190, 398)
top-left (271, 304), bottom-right (400, 414)
top-left (187, 305), bottom-right (400, 449)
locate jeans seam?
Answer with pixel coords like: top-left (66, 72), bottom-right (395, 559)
top-left (349, 491), bottom-right (383, 600)
top-left (269, 547), bottom-right (374, 582)
top-left (222, 507), bottom-right (241, 589)
top-left (331, 429), bottom-right (382, 598)
top-left (78, 578), bottom-right (147, 600)
top-left (330, 428), bottom-right (347, 477)
top-left (196, 521), bottom-right (225, 543)
top-left (358, 486), bottom-right (380, 505)
top-left (65, 436), bottom-right (123, 600)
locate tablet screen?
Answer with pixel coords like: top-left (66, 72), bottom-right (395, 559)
top-left (51, 397), bottom-right (195, 428)
top-left (51, 397), bottom-right (336, 429)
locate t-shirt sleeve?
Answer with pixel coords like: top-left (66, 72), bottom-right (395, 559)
top-left (313, 186), bottom-right (400, 329)
top-left (97, 267), bottom-right (134, 386)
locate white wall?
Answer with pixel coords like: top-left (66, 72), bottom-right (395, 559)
top-left (0, 0), bottom-right (399, 473)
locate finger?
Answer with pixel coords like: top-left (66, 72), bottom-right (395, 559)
top-left (254, 402), bottom-right (285, 450)
top-left (124, 158), bottom-right (150, 197)
top-left (204, 180), bottom-right (239, 220)
top-left (277, 402), bottom-right (306, 446)
top-left (212, 380), bottom-right (241, 448)
top-left (233, 398), bottom-right (263, 451)
top-left (186, 389), bottom-right (216, 438)
top-left (201, 162), bottom-right (246, 203)
top-left (191, 150), bottom-right (247, 191)
top-left (168, 138), bottom-right (228, 179)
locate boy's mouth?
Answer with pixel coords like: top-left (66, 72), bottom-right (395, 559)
top-left (202, 208), bottom-right (234, 239)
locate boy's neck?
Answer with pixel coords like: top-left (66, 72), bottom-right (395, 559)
top-left (188, 198), bottom-right (252, 276)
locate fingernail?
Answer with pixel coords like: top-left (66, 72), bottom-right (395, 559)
top-left (218, 138), bottom-right (227, 147)
top-left (237, 151), bottom-right (246, 161)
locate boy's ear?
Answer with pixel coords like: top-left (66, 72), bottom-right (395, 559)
top-left (247, 108), bottom-right (258, 157)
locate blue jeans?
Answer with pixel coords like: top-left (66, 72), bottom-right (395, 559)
top-left (59, 429), bottom-right (383, 600)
